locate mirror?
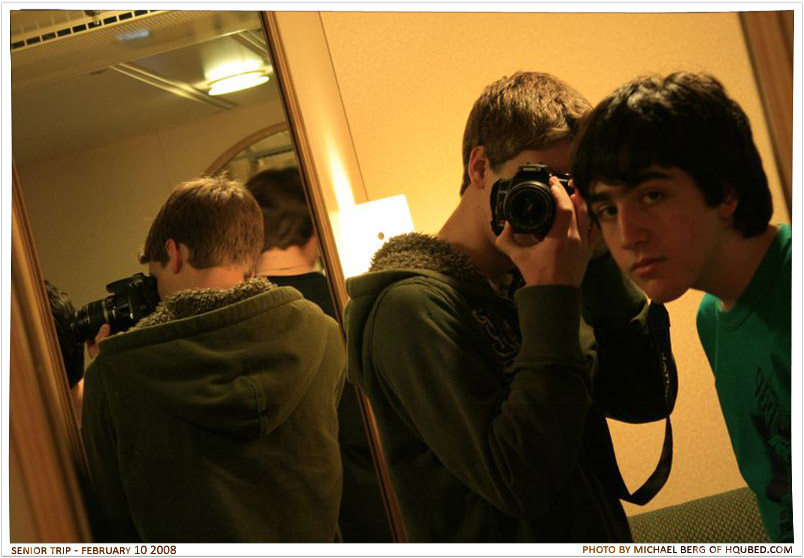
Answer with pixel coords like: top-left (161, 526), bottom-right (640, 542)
top-left (11, 9), bottom-right (391, 542)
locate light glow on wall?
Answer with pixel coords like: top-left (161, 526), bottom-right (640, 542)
top-left (326, 138), bottom-right (357, 210)
top-left (336, 195), bottom-right (415, 278)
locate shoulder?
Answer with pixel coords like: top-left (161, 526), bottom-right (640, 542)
top-left (696, 294), bottom-right (719, 331)
top-left (777, 223), bottom-right (792, 274)
top-left (367, 277), bottom-right (479, 349)
top-left (373, 276), bottom-right (467, 321)
top-left (82, 356), bottom-right (114, 413)
top-left (271, 290), bottom-right (341, 337)
top-left (778, 223), bottom-right (792, 247)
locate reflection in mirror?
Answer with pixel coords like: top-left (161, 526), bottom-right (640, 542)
top-left (208, 134), bottom-right (393, 543)
top-left (11, 9), bottom-right (390, 542)
top-left (210, 125), bottom-right (294, 181)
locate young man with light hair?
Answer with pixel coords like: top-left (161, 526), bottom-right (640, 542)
top-left (82, 176), bottom-right (345, 542)
top-left (344, 72), bottom-right (676, 542)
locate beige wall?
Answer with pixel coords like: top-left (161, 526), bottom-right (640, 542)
top-left (17, 97), bottom-right (287, 308)
top-left (319, 11), bottom-right (791, 515)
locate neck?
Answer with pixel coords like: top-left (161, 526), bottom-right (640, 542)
top-left (255, 247), bottom-right (316, 277)
top-left (169, 265), bottom-right (249, 297)
top-left (697, 224), bottom-right (778, 311)
top-left (437, 192), bottom-right (512, 286)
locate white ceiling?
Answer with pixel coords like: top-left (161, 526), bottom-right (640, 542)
top-left (11, 10), bottom-right (282, 166)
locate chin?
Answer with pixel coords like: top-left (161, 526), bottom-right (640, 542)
top-left (634, 278), bottom-right (689, 304)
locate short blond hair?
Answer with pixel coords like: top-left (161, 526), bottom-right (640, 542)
top-left (139, 176), bottom-right (263, 270)
top-left (460, 71), bottom-right (591, 195)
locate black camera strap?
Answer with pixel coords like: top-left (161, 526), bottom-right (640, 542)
top-left (590, 302), bottom-right (678, 506)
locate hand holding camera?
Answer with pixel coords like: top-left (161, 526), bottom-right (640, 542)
top-left (74, 272), bottom-right (160, 343)
top-left (493, 165), bottom-right (598, 287)
top-left (86, 323), bottom-right (111, 359)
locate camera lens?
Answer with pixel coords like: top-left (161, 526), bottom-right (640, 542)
top-left (74, 299), bottom-right (111, 342)
top-left (505, 182), bottom-right (555, 235)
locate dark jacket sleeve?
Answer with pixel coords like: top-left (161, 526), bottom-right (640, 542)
top-left (82, 359), bottom-right (141, 542)
top-left (580, 253), bottom-right (676, 423)
top-left (369, 280), bottom-right (592, 520)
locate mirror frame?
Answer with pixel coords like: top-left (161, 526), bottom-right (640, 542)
top-left (9, 163), bottom-right (92, 542)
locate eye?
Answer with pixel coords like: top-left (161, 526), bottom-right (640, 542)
top-left (592, 204), bottom-right (617, 221)
top-left (642, 190), bottom-right (664, 204)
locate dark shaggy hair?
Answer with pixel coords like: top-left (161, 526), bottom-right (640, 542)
top-left (571, 71), bottom-right (772, 237)
top-left (244, 167), bottom-right (314, 250)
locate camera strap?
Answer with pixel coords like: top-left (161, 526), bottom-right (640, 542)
top-left (590, 302), bottom-right (678, 506)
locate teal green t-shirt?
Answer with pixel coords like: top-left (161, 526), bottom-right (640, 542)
top-left (697, 224), bottom-right (792, 542)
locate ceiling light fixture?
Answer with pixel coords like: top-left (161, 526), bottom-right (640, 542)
top-left (208, 71), bottom-right (269, 96)
top-left (207, 59), bottom-right (270, 96)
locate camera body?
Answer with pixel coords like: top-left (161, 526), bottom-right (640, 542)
top-left (74, 272), bottom-right (160, 342)
top-left (490, 163), bottom-right (573, 237)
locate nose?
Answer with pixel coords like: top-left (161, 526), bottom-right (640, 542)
top-left (617, 204), bottom-right (648, 250)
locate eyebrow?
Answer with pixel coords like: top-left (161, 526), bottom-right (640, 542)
top-left (588, 170), bottom-right (674, 204)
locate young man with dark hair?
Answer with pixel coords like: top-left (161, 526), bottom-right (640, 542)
top-left (82, 176), bottom-right (345, 542)
top-left (344, 72), bottom-right (675, 542)
top-left (245, 167), bottom-right (392, 542)
top-left (245, 167), bottom-right (334, 314)
top-left (572, 71), bottom-right (792, 542)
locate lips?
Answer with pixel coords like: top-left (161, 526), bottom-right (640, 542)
top-left (631, 257), bottom-right (665, 276)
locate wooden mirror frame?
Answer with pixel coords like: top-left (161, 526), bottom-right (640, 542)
top-left (9, 163), bottom-right (92, 542)
top-left (260, 11), bottom-right (407, 542)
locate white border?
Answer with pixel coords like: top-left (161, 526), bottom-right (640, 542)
top-left (2, 3), bottom-right (801, 557)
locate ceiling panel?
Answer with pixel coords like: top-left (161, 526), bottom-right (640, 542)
top-left (133, 33), bottom-right (268, 90)
top-left (10, 10), bottom-right (279, 167)
top-left (12, 66), bottom-right (223, 166)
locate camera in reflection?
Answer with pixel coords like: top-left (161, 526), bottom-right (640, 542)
top-left (490, 163), bottom-right (574, 237)
top-left (74, 273), bottom-right (160, 342)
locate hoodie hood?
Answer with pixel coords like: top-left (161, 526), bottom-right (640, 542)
top-left (344, 233), bottom-right (504, 390)
top-left (91, 277), bottom-right (340, 440)
top-left (347, 232), bottom-right (495, 300)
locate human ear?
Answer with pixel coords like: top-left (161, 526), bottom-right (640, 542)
top-left (467, 146), bottom-right (490, 189)
top-left (718, 189), bottom-right (739, 220)
top-left (164, 239), bottom-right (183, 274)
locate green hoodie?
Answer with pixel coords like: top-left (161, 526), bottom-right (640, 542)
top-left (345, 233), bottom-right (673, 542)
top-left (82, 278), bottom-right (345, 542)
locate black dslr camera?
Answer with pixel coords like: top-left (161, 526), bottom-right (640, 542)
top-left (490, 163), bottom-right (574, 237)
top-left (74, 273), bottom-right (160, 342)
